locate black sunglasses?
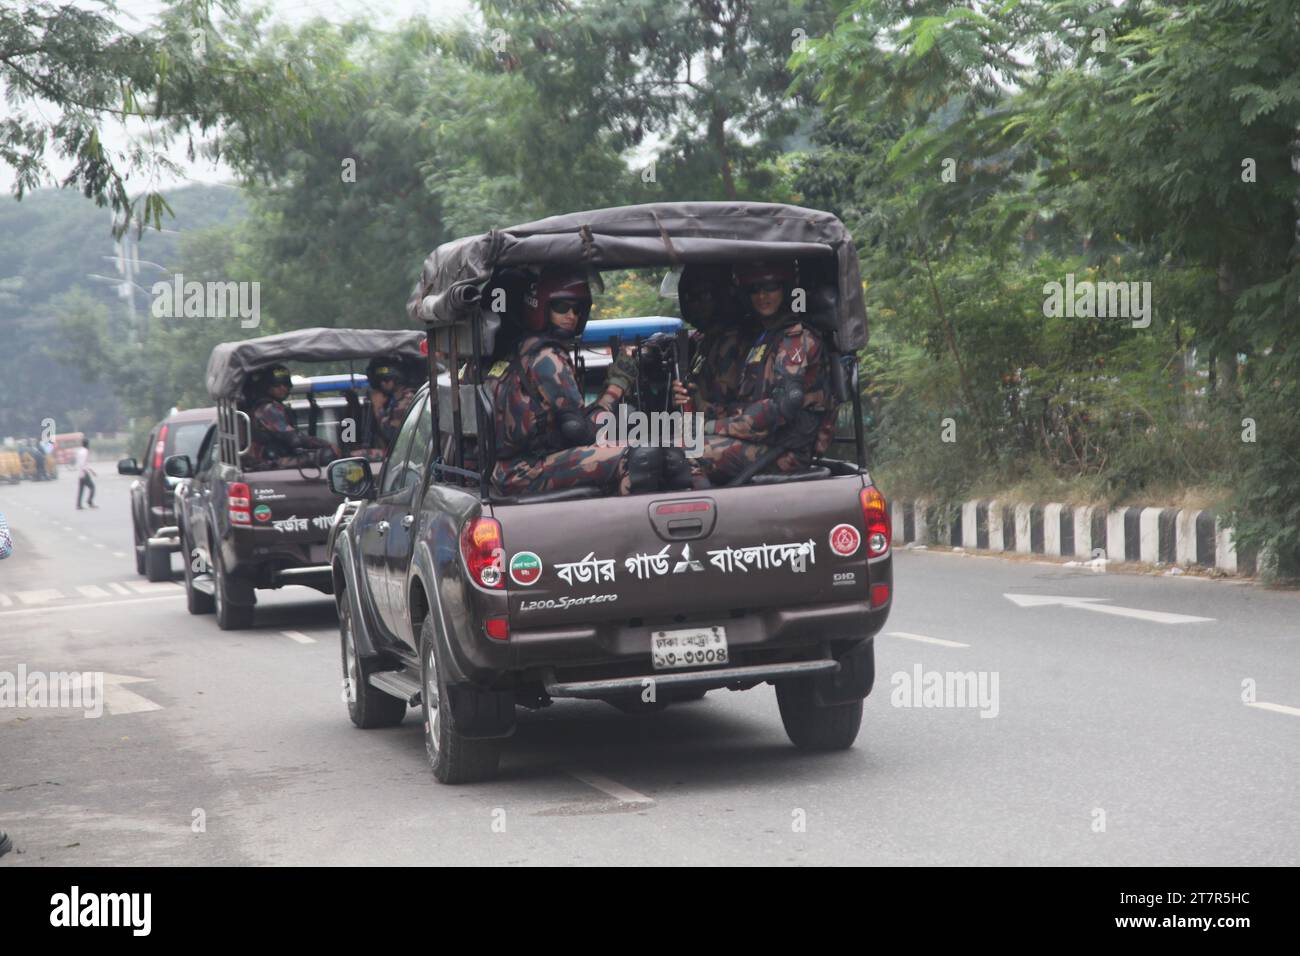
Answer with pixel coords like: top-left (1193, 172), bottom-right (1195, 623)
top-left (548, 298), bottom-right (591, 316)
top-left (746, 281), bottom-right (784, 294)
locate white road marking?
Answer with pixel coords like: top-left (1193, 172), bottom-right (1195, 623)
top-left (281, 630), bottom-right (317, 644)
top-left (16, 589), bottom-right (63, 605)
top-left (126, 581), bottom-right (177, 594)
top-left (101, 673), bottom-right (163, 715)
top-left (568, 770), bottom-right (655, 806)
top-left (76, 585), bottom-right (110, 599)
top-left (113, 551), bottom-right (126, 558)
top-left (94, 543), bottom-right (106, 549)
top-left (0, 595), bottom-right (177, 619)
top-left (1003, 593), bottom-right (1215, 625)
top-left (78, 535), bottom-right (88, 541)
top-left (887, 631), bottom-right (970, 648)
top-left (0, 594), bottom-right (11, 607)
top-left (108, 583), bottom-right (132, 595)
top-left (1246, 701), bottom-right (1300, 719)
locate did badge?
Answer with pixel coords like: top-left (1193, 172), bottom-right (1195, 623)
top-left (509, 551), bottom-right (542, 587)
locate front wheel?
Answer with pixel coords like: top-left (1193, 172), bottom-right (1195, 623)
top-left (420, 617), bottom-right (502, 784)
top-left (133, 524), bottom-right (146, 576)
top-left (180, 530), bottom-right (214, 615)
top-left (340, 591), bottom-right (406, 729)
top-left (775, 679), bottom-right (863, 751)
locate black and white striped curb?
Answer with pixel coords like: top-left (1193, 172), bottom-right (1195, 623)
top-left (889, 500), bottom-right (1262, 575)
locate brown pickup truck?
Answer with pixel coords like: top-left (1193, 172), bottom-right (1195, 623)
top-left (325, 201), bottom-right (893, 784)
top-left (171, 330), bottom-right (425, 628)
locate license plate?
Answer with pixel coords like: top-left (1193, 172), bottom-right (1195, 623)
top-left (650, 626), bottom-right (729, 670)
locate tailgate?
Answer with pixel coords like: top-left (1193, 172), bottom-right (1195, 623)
top-left (495, 475), bottom-right (872, 628)
top-left (238, 467), bottom-right (352, 542)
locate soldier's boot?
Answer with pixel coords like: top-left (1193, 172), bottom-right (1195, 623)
top-left (660, 448), bottom-right (702, 491)
top-left (626, 446), bottom-right (664, 493)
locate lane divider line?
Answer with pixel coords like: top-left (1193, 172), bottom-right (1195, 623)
top-left (568, 770), bottom-right (655, 806)
top-left (886, 631), bottom-right (970, 648)
top-left (1246, 701), bottom-right (1300, 719)
top-left (280, 630), bottom-right (317, 644)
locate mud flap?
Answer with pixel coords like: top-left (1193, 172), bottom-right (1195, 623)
top-left (813, 639), bottom-right (875, 707)
top-left (446, 684), bottom-right (516, 739)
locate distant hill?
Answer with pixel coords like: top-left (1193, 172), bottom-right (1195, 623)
top-left (0, 184), bottom-right (249, 438)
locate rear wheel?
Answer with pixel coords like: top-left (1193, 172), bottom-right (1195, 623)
top-left (420, 617), bottom-right (502, 784)
top-left (775, 678), bottom-right (863, 751)
top-left (340, 591), bottom-right (406, 729)
top-left (213, 547), bottom-right (255, 630)
top-left (180, 530), bottom-right (214, 615)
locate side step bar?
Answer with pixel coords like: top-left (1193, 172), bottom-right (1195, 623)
top-left (190, 574), bottom-right (215, 596)
top-left (368, 670), bottom-right (422, 706)
top-left (544, 659), bottom-right (839, 700)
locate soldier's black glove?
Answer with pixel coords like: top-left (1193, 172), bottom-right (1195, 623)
top-left (605, 351), bottom-right (638, 395)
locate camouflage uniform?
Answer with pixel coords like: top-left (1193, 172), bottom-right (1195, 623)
top-left (690, 325), bottom-right (758, 416)
top-left (492, 335), bottom-right (629, 495)
top-left (245, 398), bottom-right (338, 471)
top-left (698, 312), bottom-right (837, 483)
top-left (353, 384), bottom-right (417, 462)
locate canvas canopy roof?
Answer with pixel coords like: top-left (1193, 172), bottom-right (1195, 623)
top-left (407, 201), bottom-right (868, 351)
top-left (206, 327), bottom-right (427, 400)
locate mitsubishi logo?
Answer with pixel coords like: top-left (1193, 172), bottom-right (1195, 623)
top-left (672, 543), bottom-right (705, 574)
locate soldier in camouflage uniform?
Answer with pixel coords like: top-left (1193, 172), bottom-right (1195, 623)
top-left (492, 269), bottom-right (662, 496)
top-left (693, 261), bottom-right (838, 484)
top-left (676, 263), bottom-right (754, 416)
top-left (353, 356), bottom-right (417, 461)
top-left (244, 365), bottom-right (339, 471)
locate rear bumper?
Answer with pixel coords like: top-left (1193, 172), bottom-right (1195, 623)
top-left (544, 659), bottom-right (840, 699)
top-left (447, 598), bottom-right (888, 701)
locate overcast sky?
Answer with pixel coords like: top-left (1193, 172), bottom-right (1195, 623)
top-left (1, 0), bottom-right (474, 193)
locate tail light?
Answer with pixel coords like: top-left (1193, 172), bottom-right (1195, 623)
top-left (861, 486), bottom-right (890, 557)
top-left (485, 616), bottom-right (510, 641)
top-left (460, 517), bottom-right (504, 589)
top-left (229, 482), bottom-right (251, 525)
top-left (153, 425), bottom-right (169, 470)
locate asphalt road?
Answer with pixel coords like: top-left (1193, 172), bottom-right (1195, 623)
top-left (2, 471), bottom-right (1297, 865)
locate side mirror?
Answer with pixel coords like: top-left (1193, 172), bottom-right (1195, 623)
top-left (117, 457), bottom-right (142, 476)
top-left (327, 457), bottom-right (375, 499)
top-left (163, 455), bottom-right (193, 479)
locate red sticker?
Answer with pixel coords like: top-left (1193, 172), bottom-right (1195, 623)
top-left (829, 523), bottom-right (861, 557)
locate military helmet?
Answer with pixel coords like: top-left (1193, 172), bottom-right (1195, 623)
top-left (678, 263), bottom-right (738, 328)
top-left (734, 259), bottom-right (797, 291)
top-left (366, 356), bottom-right (401, 388)
top-left (252, 364), bottom-right (293, 394)
top-left (522, 268), bottom-right (593, 337)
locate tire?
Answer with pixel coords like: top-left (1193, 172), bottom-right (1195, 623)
top-left (213, 547), bottom-right (255, 631)
top-left (180, 530), bottom-right (214, 615)
top-left (144, 542), bottom-right (171, 582)
top-left (419, 617), bottom-right (502, 784)
top-left (133, 524), bottom-right (146, 576)
top-left (340, 590), bottom-right (406, 729)
top-left (775, 678), bottom-right (863, 751)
